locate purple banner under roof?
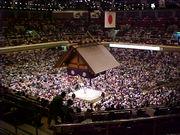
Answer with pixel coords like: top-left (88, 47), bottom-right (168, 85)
top-left (67, 68), bottom-right (94, 78)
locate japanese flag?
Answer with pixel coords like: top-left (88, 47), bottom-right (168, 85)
top-left (159, 0), bottom-right (166, 8)
top-left (104, 11), bottom-right (116, 28)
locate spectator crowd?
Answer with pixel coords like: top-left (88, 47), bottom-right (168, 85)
top-left (0, 48), bottom-right (179, 114)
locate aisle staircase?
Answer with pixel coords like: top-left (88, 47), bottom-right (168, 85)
top-left (0, 118), bottom-right (53, 135)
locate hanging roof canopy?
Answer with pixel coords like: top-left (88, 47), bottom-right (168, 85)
top-left (55, 45), bottom-right (120, 75)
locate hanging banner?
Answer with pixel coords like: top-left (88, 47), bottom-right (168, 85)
top-left (104, 11), bottom-right (116, 28)
top-left (159, 0), bottom-right (166, 8)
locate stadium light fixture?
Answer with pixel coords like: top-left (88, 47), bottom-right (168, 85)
top-left (109, 44), bottom-right (162, 51)
top-left (151, 3), bottom-right (155, 9)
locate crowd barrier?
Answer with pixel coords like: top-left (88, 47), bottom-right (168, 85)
top-left (54, 114), bottom-right (180, 135)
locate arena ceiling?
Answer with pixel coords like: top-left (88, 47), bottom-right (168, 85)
top-left (0, 0), bottom-right (179, 11)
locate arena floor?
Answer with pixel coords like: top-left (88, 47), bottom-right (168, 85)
top-left (69, 87), bottom-right (102, 103)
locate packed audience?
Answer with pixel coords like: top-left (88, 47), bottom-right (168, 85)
top-left (0, 48), bottom-right (179, 114)
top-left (1, 11), bottom-right (180, 47)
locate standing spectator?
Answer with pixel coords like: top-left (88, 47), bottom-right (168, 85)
top-left (64, 99), bottom-right (75, 123)
top-left (47, 91), bottom-right (66, 128)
